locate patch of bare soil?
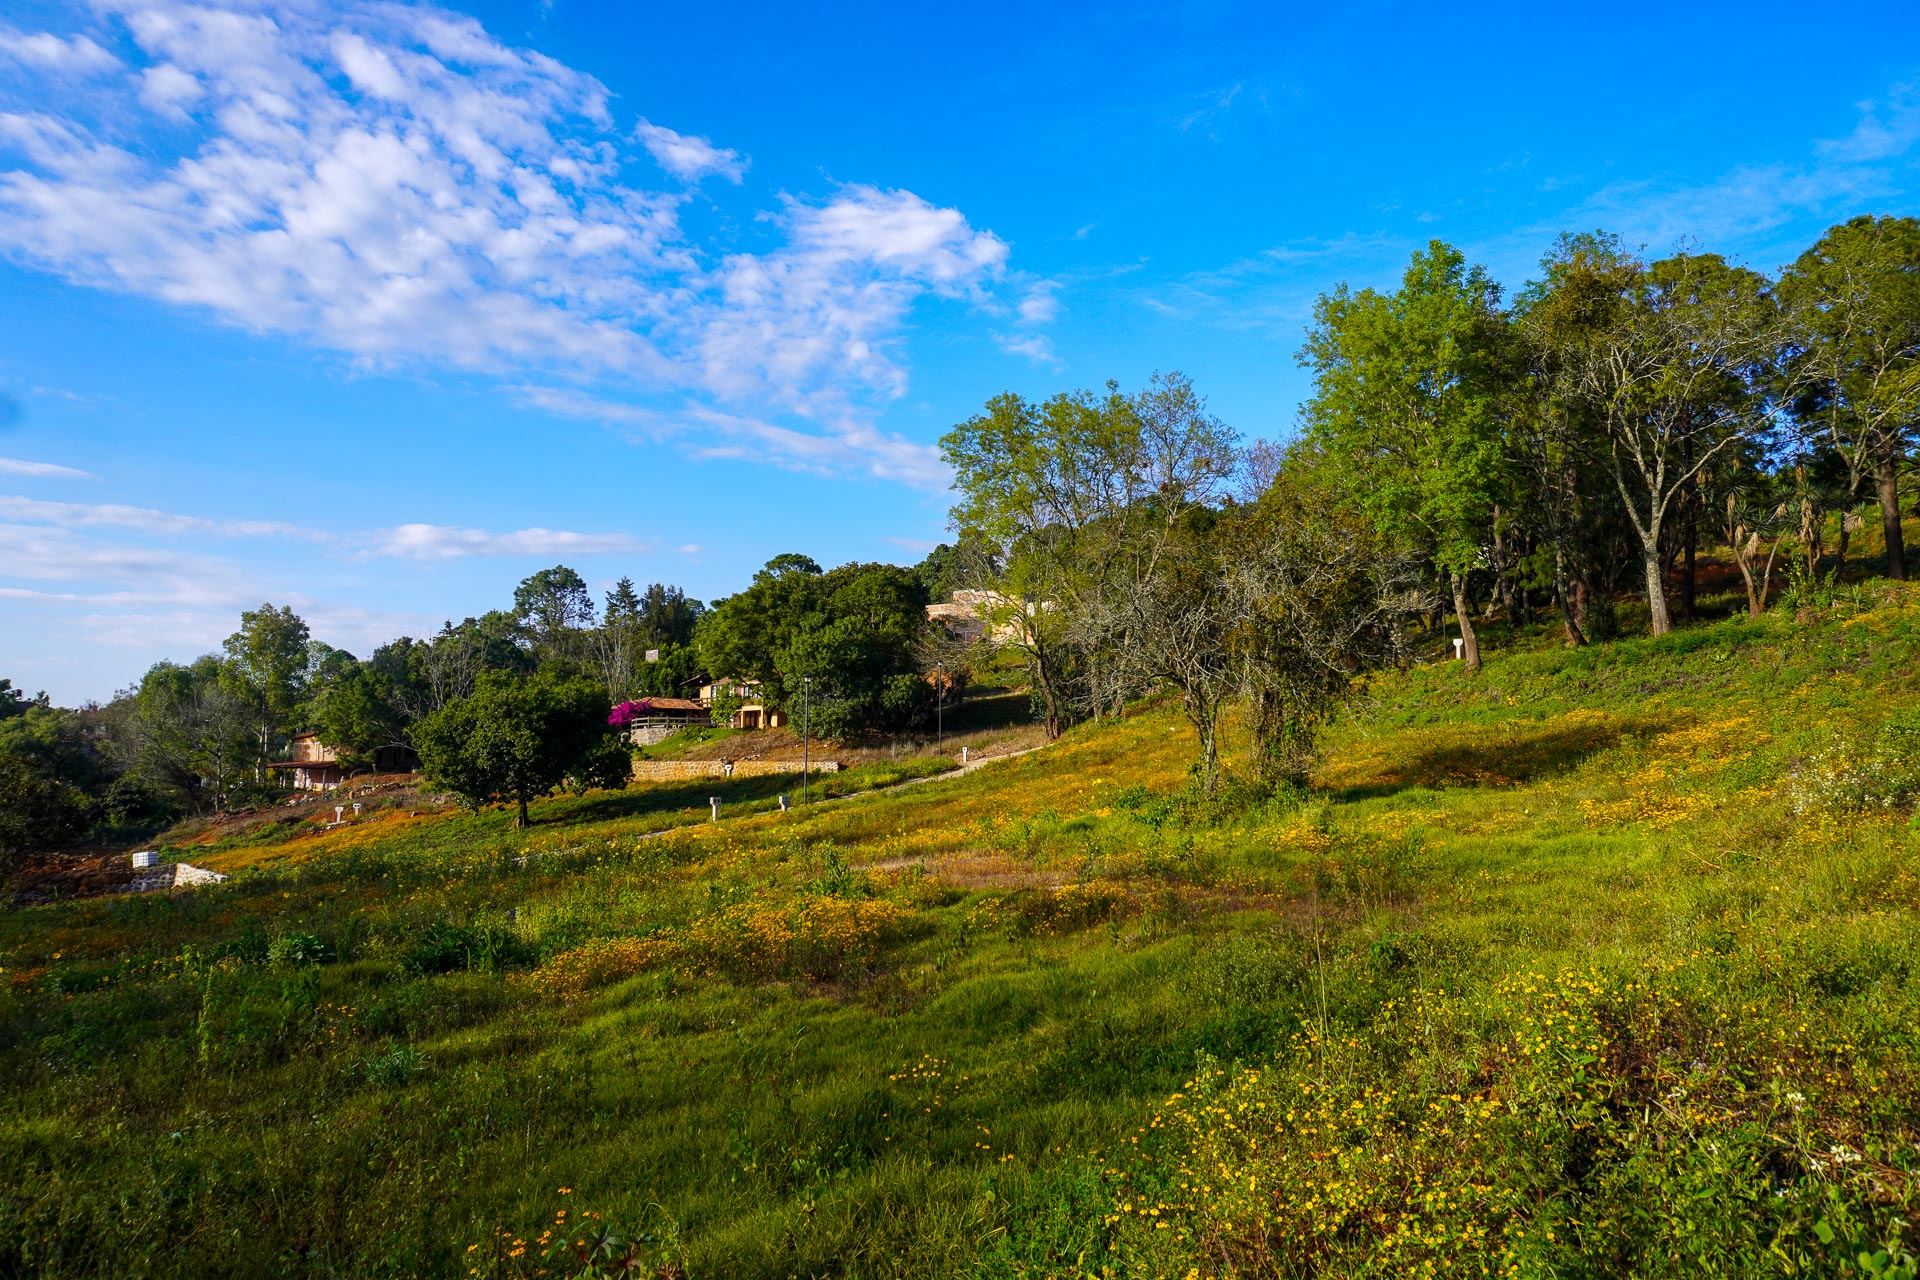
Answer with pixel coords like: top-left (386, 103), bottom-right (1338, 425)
top-left (9, 850), bottom-right (138, 905)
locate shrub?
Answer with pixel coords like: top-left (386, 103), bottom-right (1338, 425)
top-left (353, 1043), bottom-right (424, 1087)
top-left (266, 932), bottom-right (333, 966)
top-left (402, 921), bottom-right (532, 976)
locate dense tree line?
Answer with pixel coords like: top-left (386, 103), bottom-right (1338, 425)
top-left (940, 215), bottom-right (1920, 790)
top-left (1, 548), bottom-right (944, 856)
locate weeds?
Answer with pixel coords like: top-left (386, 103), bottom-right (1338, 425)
top-left (5, 601), bottom-right (1920, 1275)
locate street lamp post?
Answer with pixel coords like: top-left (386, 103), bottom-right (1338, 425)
top-left (801, 675), bottom-right (811, 805)
top-left (936, 662), bottom-right (944, 750)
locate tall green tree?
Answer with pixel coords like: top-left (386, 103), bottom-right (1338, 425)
top-left (1528, 238), bottom-right (1777, 635)
top-left (309, 661), bottom-right (409, 767)
top-left (592, 579), bottom-right (705, 701)
top-left (513, 565), bottom-right (594, 658)
top-left (411, 670), bottom-right (622, 827)
top-left (943, 374), bottom-right (1235, 734)
top-left (0, 751), bottom-right (91, 870)
top-left (1300, 240), bottom-right (1511, 669)
top-left (125, 657), bottom-right (258, 813)
top-left (698, 556), bottom-right (931, 739)
top-left (222, 603), bottom-right (311, 764)
top-left (1780, 215), bottom-right (1920, 580)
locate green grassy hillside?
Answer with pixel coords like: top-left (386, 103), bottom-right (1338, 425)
top-left (7, 588), bottom-right (1920, 1278)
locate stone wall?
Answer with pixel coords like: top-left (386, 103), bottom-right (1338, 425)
top-left (630, 758), bottom-right (840, 782)
top-left (127, 861), bottom-right (228, 893)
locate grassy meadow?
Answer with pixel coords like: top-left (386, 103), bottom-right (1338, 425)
top-left (8, 588), bottom-right (1920, 1277)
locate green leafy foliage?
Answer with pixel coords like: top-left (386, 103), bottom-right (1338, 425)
top-left (411, 670), bottom-right (619, 826)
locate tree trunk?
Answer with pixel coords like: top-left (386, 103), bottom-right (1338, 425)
top-left (1682, 509), bottom-right (1697, 620)
top-left (1031, 649), bottom-right (1064, 740)
top-left (1450, 572), bottom-right (1481, 672)
top-left (1736, 560), bottom-right (1761, 617)
top-left (1193, 701), bottom-right (1220, 799)
top-left (1553, 541), bottom-right (1586, 647)
top-left (1879, 443), bottom-right (1907, 581)
top-left (1643, 544), bottom-right (1672, 636)
top-left (515, 786), bottom-right (530, 829)
top-left (1491, 508), bottom-right (1519, 624)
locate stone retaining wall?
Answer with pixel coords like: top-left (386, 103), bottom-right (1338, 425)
top-left (630, 758), bottom-right (841, 782)
top-left (127, 862), bottom-right (228, 893)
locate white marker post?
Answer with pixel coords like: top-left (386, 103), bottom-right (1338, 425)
top-left (710, 796), bottom-right (719, 823)
top-left (1451, 638), bottom-right (1464, 662)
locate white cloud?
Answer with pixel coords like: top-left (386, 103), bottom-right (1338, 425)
top-left (698, 185), bottom-right (1007, 408)
top-left (1818, 82), bottom-right (1920, 164)
top-left (519, 385), bottom-right (949, 489)
top-left (0, 457), bottom-right (93, 479)
top-left (634, 117), bottom-right (745, 182)
top-left (0, 493), bottom-right (655, 563)
top-left (997, 332), bottom-right (1058, 365)
top-left (0, 494), bottom-right (314, 539)
top-left (0, 523), bottom-right (257, 604)
top-left (676, 543), bottom-right (701, 556)
top-left (372, 523), bottom-right (649, 559)
top-left (0, 1), bottom-right (1013, 480)
top-left (0, 28), bottom-right (120, 75)
top-left (137, 63), bottom-right (202, 117)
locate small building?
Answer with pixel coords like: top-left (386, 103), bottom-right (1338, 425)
top-left (697, 679), bottom-right (788, 731)
top-left (267, 733), bottom-right (417, 791)
top-left (927, 589), bottom-right (1035, 645)
top-left (267, 733), bottom-right (347, 791)
top-left (611, 697), bottom-right (712, 745)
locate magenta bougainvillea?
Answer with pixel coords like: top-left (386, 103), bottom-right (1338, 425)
top-left (608, 700), bottom-right (650, 727)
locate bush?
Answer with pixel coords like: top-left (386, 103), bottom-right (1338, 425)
top-left (266, 932), bottom-right (333, 966)
top-left (402, 921), bottom-right (532, 975)
top-left (353, 1043), bottom-right (425, 1087)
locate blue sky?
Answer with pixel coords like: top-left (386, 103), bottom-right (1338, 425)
top-left (2, 0), bottom-right (1918, 703)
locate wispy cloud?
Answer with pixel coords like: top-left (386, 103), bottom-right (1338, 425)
top-left (0, 494), bottom-right (652, 561)
top-left (0, 1), bottom-right (1014, 481)
top-left (1477, 79), bottom-right (1920, 282)
top-left (518, 385), bottom-right (949, 489)
top-left (996, 332), bottom-right (1059, 365)
top-left (0, 27), bottom-right (119, 74)
top-left (0, 523), bottom-right (258, 603)
top-left (634, 117), bottom-right (746, 182)
top-left (371, 523), bottom-right (650, 559)
top-left (1153, 230), bottom-right (1412, 334)
top-left (0, 457), bottom-right (92, 479)
top-left (1178, 83), bottom-right (1242, 136)
top-left (0, 495), bottom-right (316, 538)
